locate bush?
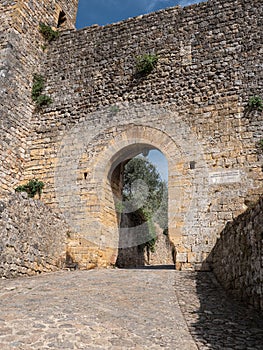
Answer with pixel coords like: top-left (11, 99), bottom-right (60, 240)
top-left (258, 139), bottom-right (263, 151)
top-left (15, 179), bottom-right (44, 198)
top-left (39, 22), bottom-right (59, 42)
top-left (248, 96), bottom-right (263, 112)
top-left (136, 53), bottom-right (158, 75)
top-left (35, 94), bottom-right (52, 107)
top-left (32, 74), bottom-right (52, 107)
top-left (32, 74), bottom-right (44, 100)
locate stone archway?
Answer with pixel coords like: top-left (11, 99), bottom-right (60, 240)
top-left (54, 105), bottom-right (210, 270)
top-left (74, 125), bottom-right (195, 268)
top-left (109, 146), bottom-right (172, 268)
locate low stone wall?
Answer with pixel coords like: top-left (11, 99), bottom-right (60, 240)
top-left (146, 231), bottom-right (175, 266)
top-left (0, 193), bottom-right (70, 278)
top-left (210, 197), bottom-right (263, 310)
top-left (116, 212), bottom-right (174, 268)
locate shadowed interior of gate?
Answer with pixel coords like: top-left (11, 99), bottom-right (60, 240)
top-left (108, 145), bottom-right (174, 268)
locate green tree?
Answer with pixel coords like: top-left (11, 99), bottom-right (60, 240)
top-left (156, 184), bottom-right (168, 232)
top-left (122, 156), bottom-right (168, 250)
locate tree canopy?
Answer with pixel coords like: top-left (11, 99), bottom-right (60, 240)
top-left (122, 156), bottom-right (168, 233)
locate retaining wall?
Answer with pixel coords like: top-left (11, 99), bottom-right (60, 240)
top-left (0, 193), bottom-right (70, 277)
top-left (210, 197), bottom-right (263, 310)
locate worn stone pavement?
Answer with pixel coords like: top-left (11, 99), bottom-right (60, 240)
top-left (0, 268), bottom-right (262, 350)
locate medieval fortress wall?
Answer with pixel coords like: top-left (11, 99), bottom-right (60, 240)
top-left (0, 0), bottom-right (78, 195)
top-left (25, 0), bottom-right (262, 268)
top-left (0, 0), bottom-right (262, 307)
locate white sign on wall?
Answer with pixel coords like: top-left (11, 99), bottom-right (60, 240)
top-left (209, 170), bottom-right (242, 185)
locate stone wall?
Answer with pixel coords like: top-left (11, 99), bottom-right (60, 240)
top-left (0, 193), bottom-right (70, 277)
top-left (1, 0), bottom-right (263, 270)
top-left (209, 197), bottom-right (263, 310)
top-left (146, 231), bottom-right (175, 266)
top-left (0, 0), bottom-right (78, 197)
top-left (21, 0), bottom-right (263, 269)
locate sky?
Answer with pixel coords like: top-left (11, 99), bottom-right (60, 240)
top-left (76, 0), bottom-right (204, 28)
top-left (146, 150), bottom-right (168, 181)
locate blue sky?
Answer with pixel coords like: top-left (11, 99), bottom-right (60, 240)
top-left (76, 0), bottom-right (203, 28)
top-left (147, 150), bottom-right (168, 181)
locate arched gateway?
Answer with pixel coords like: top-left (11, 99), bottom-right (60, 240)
top-left (54, 105), bottom-right (211, 270)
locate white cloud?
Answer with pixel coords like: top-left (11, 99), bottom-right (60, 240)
top-left (148, 0), bottom-right (166, 11)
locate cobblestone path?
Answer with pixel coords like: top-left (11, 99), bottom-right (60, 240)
top-left (0, 268), bottom-right (262, 350)
top-left (174, 271), bottom-right (263, 350)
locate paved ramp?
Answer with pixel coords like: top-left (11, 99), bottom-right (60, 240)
top-left (0, 269), bottom-right (196, 349)
top-left (0, 269), bottom-right (262, 349)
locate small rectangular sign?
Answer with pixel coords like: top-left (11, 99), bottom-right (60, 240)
top-left (209, 170), bottom-right (241, 184)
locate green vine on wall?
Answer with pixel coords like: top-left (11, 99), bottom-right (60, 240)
top-left (248, 96), bottom-right (263, 112)
top-left (32, 74), bottom-right (52, 107)
top-left (15, 179), bottom-right (44, 198)
top-left (258, 139), bottom-right (263, 152)
top-left (135, 53), bottom-right (158, 75)
top-left (39, 22), bottom-right (59, 43)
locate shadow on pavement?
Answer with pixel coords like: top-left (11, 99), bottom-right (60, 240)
top-left (175, 271), bottom-right (263, 350)
top-left (118, 264), bottom-right (175, 270)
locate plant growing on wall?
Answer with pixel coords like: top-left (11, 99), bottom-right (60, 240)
top-left (135, 53), bottom-right (158, 75)
top-left (258, 139), bottom-right (263, 152)
top-left (39, 22), bottom-right (59, 42)
top-left (248, 96), bottom-right (263, 112)
top-left (15, 179), bottom-right (44, 198)
top-left (109, 105), bottom-right (120, 115)
top-left (32, 74), bottom-right (52, 107)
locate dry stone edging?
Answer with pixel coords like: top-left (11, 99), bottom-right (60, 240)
top-left (0, 193), bottom-right (70, 278)
top-left (209, 196), bottom-right (263, 310)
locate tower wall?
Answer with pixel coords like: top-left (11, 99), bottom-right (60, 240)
top-left (0, 0), bottom-right (78, 196)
